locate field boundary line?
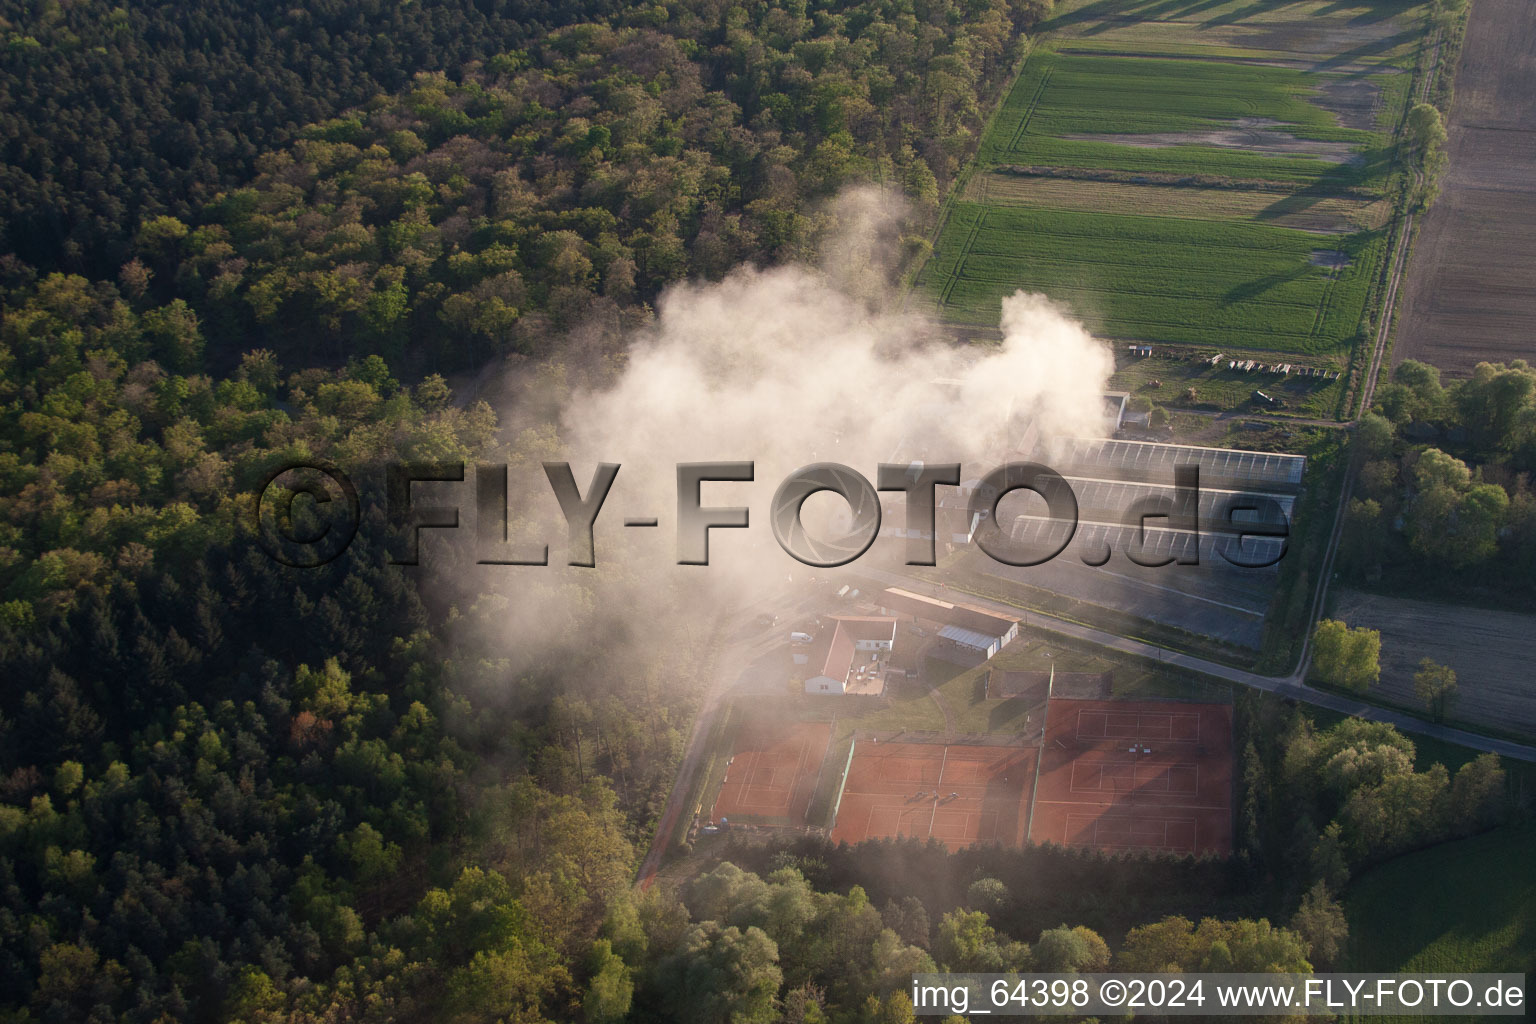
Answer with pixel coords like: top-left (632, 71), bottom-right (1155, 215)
top-left (1359, 21), bottom-right (1441, 411)
top-left (1009, 63), bottom-right (1055, 153)
top-left (793, 728), bottom-right (814, 801)
top-left (938, 207), bottom-right (987, 308)
top-left (1305, 255), bottom-right (1342, 353)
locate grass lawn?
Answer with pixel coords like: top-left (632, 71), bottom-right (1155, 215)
top-left (1346, 826), bottom-right (1536, 984)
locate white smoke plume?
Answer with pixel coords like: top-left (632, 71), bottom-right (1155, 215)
top-left (558, 223), bottom-right (1114, 571)
top-left (437, 188), bottom-right (1113, 688)
top-left (565, 272), bottom-right (1109, 477)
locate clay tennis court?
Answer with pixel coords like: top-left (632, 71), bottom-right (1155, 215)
top-left (710, 720), bottom-right (830, 824)
top-left (829, 742), bottom-right (1035, 851)
top-left (1029, 699), bottom-right (1232, 856)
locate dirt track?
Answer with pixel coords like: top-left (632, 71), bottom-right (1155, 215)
top-left (1393, 0), bottom-right (1536, 374)
top-left (1333, 589), bottom-right (1536, 738)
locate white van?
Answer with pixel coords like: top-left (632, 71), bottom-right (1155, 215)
top-left (790, 631), bottom-right (814, 645)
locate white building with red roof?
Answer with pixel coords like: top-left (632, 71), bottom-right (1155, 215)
top-left (803, 615), bottom-right (898, 696)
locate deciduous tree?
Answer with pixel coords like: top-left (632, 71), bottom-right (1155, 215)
top-left (1413, 658), bottom-right (1458, 721)
top-left (1311, 620), bottom-right (1381, 692)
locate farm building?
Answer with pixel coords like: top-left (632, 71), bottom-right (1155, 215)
top-left (803, 616), bottom-right (898, 696)
top-left (877, 587), bottom-right (1020, 665)
top-left (936, 625), bottom-right (1009, 662)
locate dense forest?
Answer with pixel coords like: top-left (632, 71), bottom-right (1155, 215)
top-left (0, 1), bottom-right (1057, 1020)
top-left (0, 0), bottom-right (629, 276)
top-left (1344, 359), bottom-right (1536, 596)
top-left (0, 0), bottom-right (1525, 1021)
top-left (4, 0), bottom-right (1045, 372)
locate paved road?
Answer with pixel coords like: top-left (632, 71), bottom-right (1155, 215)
top-left (854, 566), bottom-right (1536, 762)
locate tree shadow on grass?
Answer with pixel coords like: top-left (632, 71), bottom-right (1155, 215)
top-left (1315, 0), bottom-right (1413, 28)
top-left (1222, 260), bottom-right (1314, 304)
top-left (1309, 29), bottom-right (1421, 72)
top-left (1253, 147), bottom-right (1389, 224)
top-left (1255, 175), bottom-right (1364, 224)
top-left (1202, 0), bottom-right (1299, 30)
top-left (1045, 0), bottom-right (1233, 35)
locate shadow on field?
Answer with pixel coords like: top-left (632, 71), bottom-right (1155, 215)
top-left (1316, 0), bottom-right (1409, 27)
top-left (1255, 174), bottom-right (1367, 223)
top-left (1202, 1), bottom-right (1295, 31)
top-left (1044, 0), bottom-right (1236, 35)
top-left (1046, 0), bottom-right (1419, 68)
top-left (1310, 29), bottom-right (1420, 72)
top-left (1222, 261), bottom-right (1313, 304)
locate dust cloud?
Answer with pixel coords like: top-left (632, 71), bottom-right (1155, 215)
top-left (431, 187), bottom-right (1113, 694)
top-left (558, 191), bottom-right (1113, 571)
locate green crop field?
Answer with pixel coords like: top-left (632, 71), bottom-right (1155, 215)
top-left (979, 51), bottom-right (1392, 186)
top-left (918, 0), bottom-right (1432, 381)
top-left (1346, 826), bottom-right (1536, 1018)
top-left (1001, 53), bottom-right (1369, 139)
top-left (922, 203), bottom-right (1383, 354)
